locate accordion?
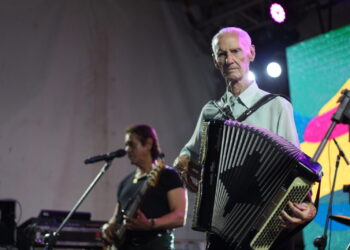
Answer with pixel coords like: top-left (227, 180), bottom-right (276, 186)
top-left (192, 120), bottom-right (322, 250)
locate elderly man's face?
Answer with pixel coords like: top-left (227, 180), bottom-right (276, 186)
top-left (213, 32), bottom-right (255, 83)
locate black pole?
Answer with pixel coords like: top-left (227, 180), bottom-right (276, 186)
top-left (312, 121), bottom-right (337, 163)
top-left (312, 89), bottom-right (350, 248)
top-left (313, 154), bottom-right (341, 249)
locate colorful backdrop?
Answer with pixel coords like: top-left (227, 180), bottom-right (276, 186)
top-left (287, 24), bottom-right (350, 249)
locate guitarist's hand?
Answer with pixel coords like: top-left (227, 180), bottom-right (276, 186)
top-left (125, 209), bottom-right (153, 231)
top-left (173, 155), bottom-right (201, 193)
top-left (101, 222), bottom-right (116, 245)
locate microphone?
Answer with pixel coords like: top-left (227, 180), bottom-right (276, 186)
top-left (84, 149), bottom-right (126, 164)
top-left (333, 139), bottom-right (350, 165)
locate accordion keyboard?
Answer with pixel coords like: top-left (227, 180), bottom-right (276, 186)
top-left (250, 177), bottom-right (312, 250)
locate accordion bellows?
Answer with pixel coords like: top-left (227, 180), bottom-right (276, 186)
top-left (192, 120), bottom-right (322, 250)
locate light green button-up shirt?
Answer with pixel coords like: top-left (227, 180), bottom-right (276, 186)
top-left (180, 82), bottom-right (300, 162)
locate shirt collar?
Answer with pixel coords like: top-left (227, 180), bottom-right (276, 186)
top-left (224, 81), bottom-right (260, 108)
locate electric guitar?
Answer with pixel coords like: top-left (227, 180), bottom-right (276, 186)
top-left (112, 156), bottom-right (165, 249)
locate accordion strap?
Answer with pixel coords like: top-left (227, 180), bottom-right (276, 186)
top-left (212, 93), bottom-right (286, 122)
top-left (236, 94), bottom-right (286, 122)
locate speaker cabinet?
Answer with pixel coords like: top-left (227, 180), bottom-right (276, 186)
top-left (0, 200), bottom-right (16, 245)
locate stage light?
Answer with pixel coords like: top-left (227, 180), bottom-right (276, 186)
top-left (266, 62), bottom-right (282, 78)
top-left (248, 70), bottom-right (256, 81)
top-left (270, 3), bottom-right (286, 23)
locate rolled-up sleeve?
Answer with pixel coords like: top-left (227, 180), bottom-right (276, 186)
top-left (275, 97), bottom-right (300, 148)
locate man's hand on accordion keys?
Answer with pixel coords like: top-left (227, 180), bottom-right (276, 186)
top-left (173, 155), bottom-right (201, 193)
top-left (279, 201), bottom-right (317, 229)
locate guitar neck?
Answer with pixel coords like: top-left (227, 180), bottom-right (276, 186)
top-left (124, 177), bottom-right (151, 217)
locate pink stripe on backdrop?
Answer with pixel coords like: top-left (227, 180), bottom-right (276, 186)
top-left (303, 106), bottom-right (349, 142)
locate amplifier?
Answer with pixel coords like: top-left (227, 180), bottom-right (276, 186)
top-left (17, 217), bottom-right (106, 249)
top-left (0, 200), bottom-right (16, 245)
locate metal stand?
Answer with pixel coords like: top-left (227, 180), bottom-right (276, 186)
top-left (43, 160), bottom-right (113, 250)
top-left (313, 154), bottom-right (340, 250)
top-left (312, 89), bottom-right (350, 163)
top-left (312, 89), bottom-right (350, 249)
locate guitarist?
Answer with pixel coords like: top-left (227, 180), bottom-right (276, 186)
top-left (102, 124), bottom-right (188, 250)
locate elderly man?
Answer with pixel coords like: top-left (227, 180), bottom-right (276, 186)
top-left (174, 27), bottom-right (316, 250)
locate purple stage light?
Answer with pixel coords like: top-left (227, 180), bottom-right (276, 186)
top-left (270, 3), bottom-right (286, 23)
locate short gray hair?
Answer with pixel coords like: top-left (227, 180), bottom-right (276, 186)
top-left (211, 27), bottom-right (252, 55)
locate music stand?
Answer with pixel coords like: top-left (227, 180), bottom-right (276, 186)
top-left (313, 89), bottom-right (350, 250)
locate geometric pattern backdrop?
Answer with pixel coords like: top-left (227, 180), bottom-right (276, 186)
top-left (287, 24), bottom-right (350, 250)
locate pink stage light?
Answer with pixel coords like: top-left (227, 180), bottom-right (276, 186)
top-left (270, 3), bottom-right (286, 23)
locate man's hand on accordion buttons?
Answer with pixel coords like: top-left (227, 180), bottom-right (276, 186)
top-left (173, 155), bottom-right (201, 193)
top-left (279, 201), bottom-right (317, 229)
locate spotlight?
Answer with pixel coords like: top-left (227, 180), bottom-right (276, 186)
top-left (270, 3), bottom-right (286, 23)
top-left (266, 62), bottom-right (282, 78)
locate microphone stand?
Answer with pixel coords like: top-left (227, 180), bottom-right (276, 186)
top-left (313, 89), bottom-right (350, 249)
top-left (313, 89), bottom-right (350, 162)
top-left (313, 153), bottom-right (340, 250)
top-left (43, 160), bottom-right (114, 250)
top-left (313, 140), bottom-right (349, 249)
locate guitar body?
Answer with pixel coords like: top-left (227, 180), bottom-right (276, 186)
top-left (103, 245), bottom-right (118, 250)
top-left (113, 209), bottom-right (128, 248)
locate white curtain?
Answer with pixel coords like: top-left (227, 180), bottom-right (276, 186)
top-left (0, 0), bottom-right (218, 242)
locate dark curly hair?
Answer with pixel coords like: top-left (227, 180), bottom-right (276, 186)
top-left (125, 124), bottom-right (161, 161)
